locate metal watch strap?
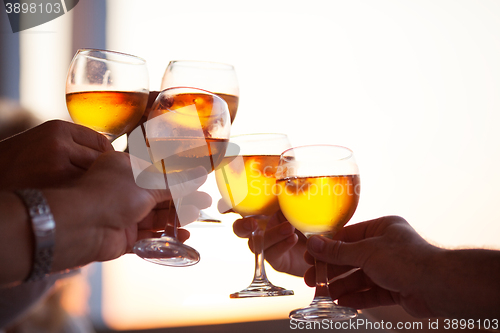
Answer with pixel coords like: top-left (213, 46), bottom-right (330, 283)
top-left (15, 189), bottom-right (56, 282)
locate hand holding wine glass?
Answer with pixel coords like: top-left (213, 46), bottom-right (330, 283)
top-left (132, 87), bottom-right (231, 266)
top-left (303, 216), bottom-right (500, 320)
top-left (66, 49), bottom-right (149, 141)
top-left (231, 211), bottom-right (309, 278)
top-left (276, 145), bottom-right (360, 321)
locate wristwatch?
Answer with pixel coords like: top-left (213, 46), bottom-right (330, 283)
top-left (15, 189), bottom-right (56, 282)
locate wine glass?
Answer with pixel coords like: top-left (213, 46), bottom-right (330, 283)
top-left (66, 49), bottom-right (149, 141)
top-left (161, 60), bottom-right (239, 123)
top-left (133, 87), bottom-right (231, 266)
top-left (161, 60), bottom-right (239, 222)
top-left (215, 133), bottom-right (294, 298)
top-left (275, 145), bottom-right (360, 321)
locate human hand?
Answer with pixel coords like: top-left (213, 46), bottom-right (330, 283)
top-left (303, 216), bottom-right (442, 318)
top-left (232, 209), bottom-right (310, 277)
top-left (135, 191), bottom-right (211, 244)
top-left (0, 120), bottom-right (113, 190)
top-left (48, 151), bottom-right (209, 272)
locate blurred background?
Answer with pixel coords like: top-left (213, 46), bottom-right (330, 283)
top-left (1, 0), bottom-right (500, 332)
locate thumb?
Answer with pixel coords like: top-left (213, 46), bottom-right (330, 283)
top-left (217, 198), bottom-right (234, 214)
top-left (307, 235), bottom-right (372, 268)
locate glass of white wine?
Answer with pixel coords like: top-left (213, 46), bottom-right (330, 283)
top-left (161, 60), bottom-right (239, 222)
top-left (215, 133), bottom-right (294, 298)
top-left (133, 87), bottom-right (231, 266)
top-left (66, 49), bottom-right (149, 141)
top-left (276, 145), bottom-right (360, 321)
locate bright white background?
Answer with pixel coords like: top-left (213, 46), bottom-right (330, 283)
top-left (106, 0), bottom-right (500, 248)
top-left (14, 0), bottom-right (500, 330)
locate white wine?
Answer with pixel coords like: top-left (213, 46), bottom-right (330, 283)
top-left (153, 92), bottom-right (230, 132)
top-left (276, 175), bottom-right (360, 236)
top-left (66, 90), bottom-right (147, 137)
top-left (216, 155), bottom-right (280, 217)
top-left (215, 93), bottom-right (238, 124)
top-left (147, 137), bottom-right (229, 174)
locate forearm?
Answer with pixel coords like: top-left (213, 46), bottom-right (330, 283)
top-left (44, 188), bottom-right (98, 273)
top-left (424, 248), bottom-right (500, 319)
top-left (0, 192), bottom-right (33, 285)
top-left (0, 189), bottom-right (99, 286)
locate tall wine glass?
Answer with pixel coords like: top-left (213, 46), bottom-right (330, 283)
top-left (133, 87), bottom-right (231, 266)
top-left (276, 145), bottom-right (360, 321)
top-left (215, 133), bottom-right (294, 298)
top-left (162, 60), bottom-right (239, 222)
top-left (66, 49), bottom-right (149, 141)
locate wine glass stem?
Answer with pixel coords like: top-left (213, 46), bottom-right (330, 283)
top-left (159, 158), bottom-right (181, 240)
top-left (314, 259), bottom-right (331, 298)
top-left (161, 198), bottom-right (182, 239)
top-left (251, 217), bottom-right (269, 282)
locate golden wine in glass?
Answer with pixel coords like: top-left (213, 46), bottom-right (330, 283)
top-left (276, 145), bottom-right (360, 321)
top-left (215, 133), bottom-right (294, 298)
top-left (277, 175), bottom-right (360, 236)
top-left (218, 155), bottom-right (281, 217)
top-left (66, 49), bottom-right (149, 141)
top-left (133, 87), bottom-right (230, 266)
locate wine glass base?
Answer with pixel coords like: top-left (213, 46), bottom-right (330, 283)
top-left (230, 282), bottom-right (294, 298)
top-left (289, 297), bottom-right (357, 322)
top-left (133, 236), bottom-right (200, 267)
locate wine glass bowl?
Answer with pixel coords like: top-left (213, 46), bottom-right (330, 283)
top-left (276, 145), bottom-right (360, 321)
top-left (66, 49), bottom-right (149, 141)
top-left (161, 60), bottom-right (239, 123)
top-left (161, 60), bottom-right (240, 223)
top-left (145, 87), bottom-right (230, 174)
top-left (133, 87), bottom-right (231, 266)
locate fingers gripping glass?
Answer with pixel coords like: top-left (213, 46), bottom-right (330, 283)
top-left (215, 133), bottom-right (294, 297)
top-left (276, 145), bottom-right (360, 321)
top-left (66, 49), bottom-right (149, 141)
top-left (132, 87), bottom-right (231, 266)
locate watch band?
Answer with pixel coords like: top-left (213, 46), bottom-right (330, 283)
top-left (15, 189), bottom-right (56, 282)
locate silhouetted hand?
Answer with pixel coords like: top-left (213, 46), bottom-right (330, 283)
top-left (232, 209), bottom-right (309, 277)
top-left (0, 120), bottom-right (113, 190)
top-left (304, 216), bottom-right (500, 320)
